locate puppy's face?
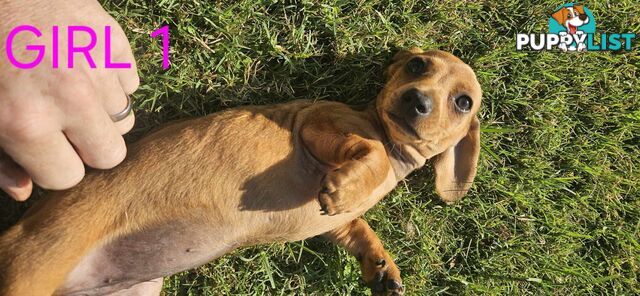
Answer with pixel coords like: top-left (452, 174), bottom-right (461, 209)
top-left (552, 5), bottom-right (589, 33)
top-left (377, 48), bottom-right (482, 159)
top-left (566, 6), bottom-right (589, 26)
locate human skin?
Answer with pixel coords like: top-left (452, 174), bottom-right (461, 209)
top-left (0, 0), bottom-right (139, 201)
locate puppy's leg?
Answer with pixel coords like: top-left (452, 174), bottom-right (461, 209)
top-left (324, 219), bottom-right (404, 296)
top-left (0, 191), bottom-right (129, 296)
top-left (302, 126), bottom-right (390, 215)
top-left (0, 187), bottom-right (163, 296)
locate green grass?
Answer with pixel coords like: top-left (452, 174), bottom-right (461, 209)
top-left (2, 0), bottom-right (639, 295)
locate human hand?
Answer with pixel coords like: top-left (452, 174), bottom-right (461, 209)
top-left (0, 0), bottom-right (139, 201)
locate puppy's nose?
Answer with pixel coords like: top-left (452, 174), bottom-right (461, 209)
top-left (401, 88), bottom-right (432, 117)
top-left (579, 14), bottom-right (588, 21)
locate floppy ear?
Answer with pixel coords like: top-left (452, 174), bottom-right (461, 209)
top-left (574, 5), bottom-right (585, 15)
top-left (552, 8), bottom-right (567, 26)
top-left (431, 116), bottom-right (480, 204)
top-left (384, 47), bottom-right (424, 80)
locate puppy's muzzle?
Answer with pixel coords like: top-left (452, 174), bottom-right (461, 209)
top-left (401, 88), bottom-right (432, 118)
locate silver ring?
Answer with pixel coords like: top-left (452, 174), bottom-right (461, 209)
top-left (110, 94), bottom-right (133, 122)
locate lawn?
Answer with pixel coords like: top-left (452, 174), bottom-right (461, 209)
top-left (1, 0), bottom-right (639, 295)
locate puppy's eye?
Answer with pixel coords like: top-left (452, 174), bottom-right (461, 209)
top-left (455, 95), bottom-right (472, 113)
top-left (405, 57), bottom-right (428, 75)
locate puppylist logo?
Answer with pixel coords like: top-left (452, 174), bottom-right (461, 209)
top-left (517, 3), bottom-right (636, 51)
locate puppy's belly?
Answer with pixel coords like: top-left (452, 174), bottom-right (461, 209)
top-left (56, 220), bottom-right (238, 296)
top-left (57, 168), bottom-right (398, 295)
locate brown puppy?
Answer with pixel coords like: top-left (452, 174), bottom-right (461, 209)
top-left (0, 48), bottom-right (482, 296)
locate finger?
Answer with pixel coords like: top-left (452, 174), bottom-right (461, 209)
top-left (0, 152), bottom-right (33, 201)
top-left (63, 98), bottom-right (127, 170)
top-left (102, 75), bottom-right (135, 135)
top-left (110, 23), bottom-right (140, 94)
top-left (2, 131), bottom-right (85, 190)
top-left (114, 111), bottom-right (135, 135)
top-left (117, 56), bottom-right (140, 95)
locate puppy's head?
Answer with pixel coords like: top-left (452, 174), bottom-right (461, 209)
top-left (552, 5), bottom-right (589, 33)
top-left (377, 48), bottom-right (482, 203)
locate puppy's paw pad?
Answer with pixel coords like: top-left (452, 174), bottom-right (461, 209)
top-left (317, 172), bottom-right (352, 215)
top-left (365, 257), bottom-right (404, 296)
top-left (318, 191), bottom-right (339, 216)
top-left (385, 279), bottom-right (404, 296)
top-left (369, 274), bottom-right (404, 296)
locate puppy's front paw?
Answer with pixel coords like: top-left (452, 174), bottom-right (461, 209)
top-left (362, 254), bottom-right (404, 296)
top-left (318, 170), bottom-right (348, 216)
top-left (318, 169), bottom-right (363, 216)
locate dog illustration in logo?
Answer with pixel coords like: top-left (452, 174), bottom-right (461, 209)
top-left (552, 4), bottom-right (590, 51)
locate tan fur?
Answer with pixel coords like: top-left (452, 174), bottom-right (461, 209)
top-left (433, 116), bottom-right (481, 203)
top-left (325, 219), bottom-right (404, 294)
top-left (0, 49), bottom-right (482, 296)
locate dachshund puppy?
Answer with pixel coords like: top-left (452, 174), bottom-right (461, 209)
top-left (0, 48), bottom-right (482, 296)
